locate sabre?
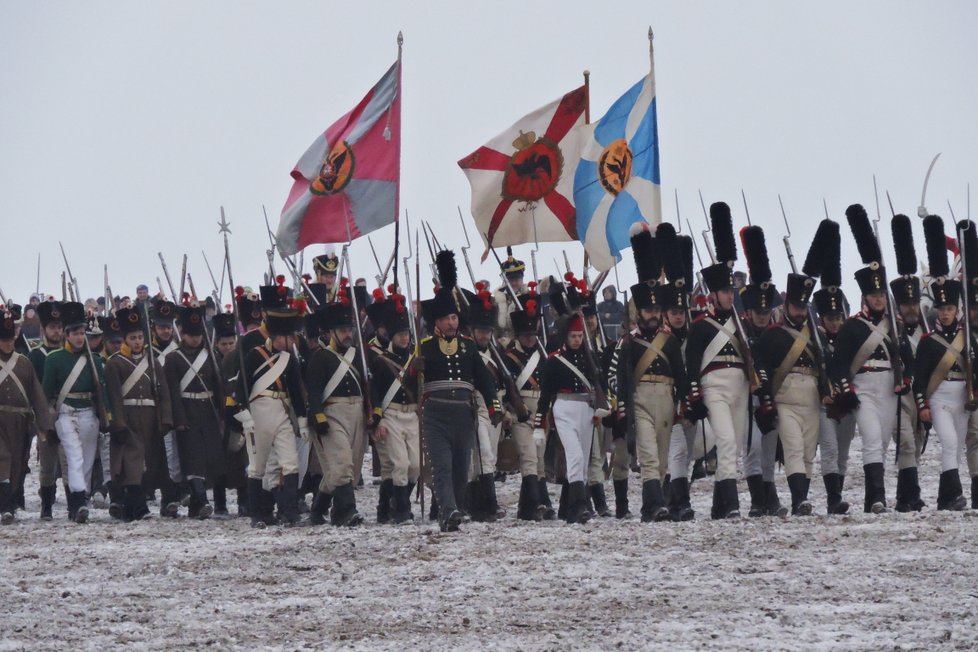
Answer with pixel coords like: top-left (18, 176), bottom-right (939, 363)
top-left (103, 265), bottom-right (114, 317)
top-left (741, 189), bottom-right (752, 226)
top-left (59, 242), bottom-right (80, 299)
top-left (892, 190), bottom-right (928, 335)
top-left (917, 153), bottom-right (942, 219)
top-left (262, 205), bottom-right (278, 280)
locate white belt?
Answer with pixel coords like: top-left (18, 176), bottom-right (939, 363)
top-left (123, 398), bottom-right (156, 407)
top-left (66, 392), bottom-right (93, 400)
top-left (520, 390), bottom-right (541, 399)
top-left (861, 359), bottom-right (891, 370)
top-left (181, 391), bottom-right (213, 400)
top-left (555, 393), bottom-right (591, 403)
top-left (256, 390), bottom-right (290, 400)
top-left (385, 403), bottom-right (417, 413)
top-left (326, 396), bottom-right (362, 406)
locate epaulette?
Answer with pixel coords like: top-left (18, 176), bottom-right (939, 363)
top-left (548, 350), bottom-right (562, 358)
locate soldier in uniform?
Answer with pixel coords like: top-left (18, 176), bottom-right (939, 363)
top-left (466, 286), bottom-right (506, 522)
top-left (305, 283), bottom-right (367, 527)
top-left (503, 296), bottom-right (556, 521)
top-left (609, 224), bottom-right (688, 522)
top-left (959, 219), bottom-right (978, 508)
top-left (0, 305), bottom-right (53, 524)
top-left (755, 272), bottom-right (821, 515)
top-left (369, 291), bottom-right (419, 523)
top-left (737, 226), bottom-right (787, 518)
top-left (533, 278), bottom-right (610, 524)
top-left (312, 252), bottom-right (341, 302)
top-left (684, 202), bottom-right (754, 519)
top-left (914, 215), bottom-right (969, 510)
top-left (417, 250), bottom-right (500, 532)
top-left (99, 315), bottom-right (124, 358)
top-left (830, 204), bottom-right (911, 514)
top-left (493, 248), bottom-right (526, 344)
top-left (582, 295), bottom-right (616, 518)
top-left (149, 299), bottom-right (184, 502)
top-left (103, 307), bottom-right (173, 521)
top-left (810, 219), bottom-right (854, 514)
top-left (210, 311), bottom-right (245, 516)
top-left (890, 214), bottom-right (927, 511)
top-left (165, 300), bottom-right (226, 519)
top-left (28, 298), bottom-right (65, 519)
top-left (42, 301), bottom-right (107, 523)
top-left (237, 289), bottom-right (308, 527)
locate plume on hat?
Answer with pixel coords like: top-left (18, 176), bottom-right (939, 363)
top-left (629, 222), bottom-right (660, 284)
top-left (656, 223), bottom-right (683, 284)
top-left (890, 214), bottom-right (918, 277)
top-left (923, 215), bottom-right (949, 279)
top-left (435, 250), bottom-right (457, 290)
top-left (739, 225), bottom-right (771, 284)
top-left (845, 204), bottom-right (881, 264)
top-left (710, 201), bottom-right (737, 264)
top-left (802, 219), bottom-right (838, 278)
top-left (820, 220), bottom-right (842, 288)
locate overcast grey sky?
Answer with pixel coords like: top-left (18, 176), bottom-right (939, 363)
top-left (2, 1), bottom-right (976, 306)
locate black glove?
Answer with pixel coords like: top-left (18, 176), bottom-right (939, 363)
top-left (754, 403), bottom-right (777, 434)
top-left (225, 406), bottom-right (244, 433)
top-left (312, 412), bottom-right (330, 436)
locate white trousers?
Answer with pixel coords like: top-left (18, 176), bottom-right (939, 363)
top-left (702, 367), bottom-right (750, 481)
top-left (819, 409), bottom-right (856, 477)
top-left (930, 380), bottom-right (968, 472)
top-left (247, 397), bottom-right (299, 481)
top-left (853, 371), bottom-right (898, 466)
top-left (471, 395), bottom-right (501, 480)
top-left (163, 430), bottom-right (183, 482)
top-left (55, 406), bottom-right (99, 493)
top-left (552, 399), bottom-right (595, 484)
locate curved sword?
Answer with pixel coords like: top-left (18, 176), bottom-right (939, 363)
top-left (917, 152), bottom-right (942, 218)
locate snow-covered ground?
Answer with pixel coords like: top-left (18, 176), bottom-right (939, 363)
top-left (3, 441), bottom-right (978, 651)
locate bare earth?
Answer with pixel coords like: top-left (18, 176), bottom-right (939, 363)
top-left (3, 442), bottom-right (978, 652)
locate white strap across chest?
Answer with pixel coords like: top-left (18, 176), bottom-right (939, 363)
top-left (515, 350), bottom-right (541, 391)
top-left (0, 355), bottom-right (29, 405)
top-left (322, 347), bottom-right (360, 403)
top-left (176, 350), bottom-right (209, 394)
top-left (249, 351), bottom-right (290, 401)
top-left (120, 355), bottom-right (150, 398)
top-left (555, 354), bottom-right (593, 393)
top-left (700, 318), bottom-right (738, 372)
top-left (56, 355), bottom-right (88, 410)
top-left (380, 353), bottom-right (414, 410)
top-left (156, 340), bottom-right (179, 367)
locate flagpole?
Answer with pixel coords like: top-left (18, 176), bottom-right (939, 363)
top-left (648, 26), bottom-right (654, 70)
top-left (394, 31), bottom-right (404, 268)
top-left (583, 70), bottom-right (590, 125)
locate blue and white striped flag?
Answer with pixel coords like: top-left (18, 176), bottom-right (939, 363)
top-left (573, 69), bottom-right (661, 271)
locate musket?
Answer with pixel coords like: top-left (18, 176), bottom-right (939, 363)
top-left (103, 265), bottom-right (114, 317)
top-left (413, 224), bottom-right (425, 519)
top-left (367, 236), bottom-right (396, 289)
top-left (456, 220), bottom-right (530, 421)
top-left (873, 176), bottom-right (906, 466)
top-left (698, 190), bottom-right (716, 265)
top-left (59, 242), bottom-right (80, 300)
top-left (61, 272), bottom-right (67, 302)
top-left (778, 195), bottom-right (831, 397)
top-left (340, 245), bottom-right (373, 422)
top-left (952, 210), bottom-right (977, 412)
top-left (401, 212), bottom-right (419, 346)
top-left (202, 251), bottom-right (224, 313)
top-left (157, 253), bottom-right (182, 342)
top-left (141, 299), bottom-right (164, 433)
top-left (262, 205), bottom-right (278, 281)
top-left (0, 287), bottom-right (6, 305)
top-left (420, 222), bottom-right (438, 286)
top-left (263, 227), bottom-right (319, 311)
top-left (219, 207), bottom-right (251, 401)
top-left (186, 272), bottom-right (234, 432)
top-left (156, 277), bottom-right (167, 301)
top-left (178, 254), bottom-right (188, 304)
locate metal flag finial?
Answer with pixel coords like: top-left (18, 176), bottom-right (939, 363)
top-left (218, 206), bottom-right (231, 235)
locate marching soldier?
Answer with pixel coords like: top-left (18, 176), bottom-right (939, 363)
top-left (164, 300), bottom-right (225, 519)
top-left (913, 215), bottom-right (969, 510)
top-left (684, 202), bottom-right (753, 519)
top-left (312, 252), bottom-right (341, 302)
top-left (493, 248), bottom-right (527, 344)
top-left (960, 219), bottom-right (978, 509)
top-left (503, 296), bottom-right (556, 521)
top-left (210, 311), bottom-right (246, 516)
top-left (237, 288), bottom-right (308, 527)
top-left (0, 305), bottom-right (53, 524)
top-left (103, 307), bottom-right (173, 521)
top-left (28, 298), bottom-right (65, 519)
top-left (533, 277), bottom-right (609, 524)
top-left (369, 291), bottom-right (420, 523)
top-left (890, 214), bottom-right (927, 511)
top-left (754, 272), bottom-right (821, 515)
top-left (417, 250), bottom-right (500, 532)
top-left (466, 285), bottom-right (506, 522)
top-left (583, 296), bottom-right (617, 518)
top-left (305, 282), bottom-right (367, 527)
top-left (810, 219), bottom-right (854, 514)
top-left (42, 301), bottom-right (107, 524)
top-left (830, 204), bottom-right (911, 514)
top-left (738, 226), bottom-right (786, 518)
top-left (150, 299), bottom-right (179, 359)
top-left (610, 224), bottom-right (688, 522)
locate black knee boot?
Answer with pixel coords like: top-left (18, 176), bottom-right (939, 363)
top-left (330, 483), bottom-right (363, 527)
top-left (588, 483), bottom-right (611, 517)
top-left (125, 485), bottom-right (151, 521)
top-left (276, 474), bottom-right (300, 525)
top-left (377, 479), bottom-right (394, 524)
top-left (392, 483), bottom-right (415, 523)
top-left (823, 473), bottom-right (849, 514)
top-left (972, 476), bottom-right (978, 510)
top-left (787, 473), bottom-right (813, 515)
top-left (746, 475), bottom-right (765, 517)
top-left (69, 491), bottom-right (89, 524)
top-left (613, 478), bottom-right (630, 519)
top-left (188, 478), bottom-right (212, 520)
top-left (537, 478), bottom-right (556, 520)
top-left (557, 480), bottom-right (570, 521)
top-left (863, 463), bottom-right (887, 513)
top-left (764, 481), bottom-right (787, 517)
top-left (937, 469), bottom-right (967, 511)
top-left (895, 467), bottom-right (925, 512)
top-left (482, 474), bottom-right (504, 521)
top-left (719, 479), bottom-right (740, 519)
top-left (517, 475), bottom-right (541, 521)
top-left (39, 484), bottom-right (55, 521)
top-left (0, 483), bottom-right (13, 524)
top-left (565, 481), bottom-right (591, 524)
top-left (309, 490), bottom-right (332, 525)
top-left (213, 481), bottom-right (228, 515)
top-left (247, 479), bottom-right (269, 528)
top-left (108, 484), bottom-right (126, 520)
top-left (640, 479), bottom-right (669, 522)
top-left (668, 477), bottom-right (694, 521)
